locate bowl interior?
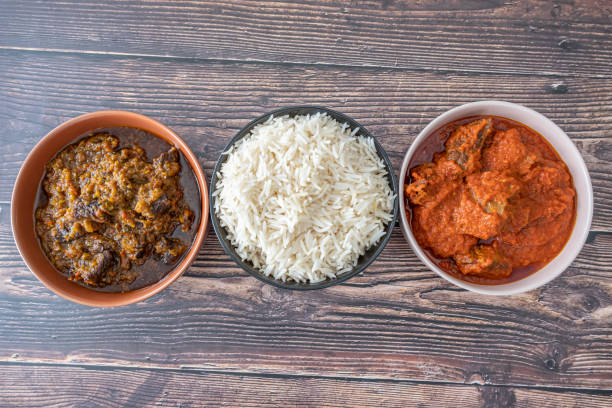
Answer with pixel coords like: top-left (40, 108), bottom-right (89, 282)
top-left (210, 106), bottom-right (399, 290)
top-left (11, 111), bottom-right (209, 306)
top-left (399, 101), bottom-right (593, 295)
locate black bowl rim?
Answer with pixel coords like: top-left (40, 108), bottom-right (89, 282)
top-left (209, 106), bottom-right (399, 290)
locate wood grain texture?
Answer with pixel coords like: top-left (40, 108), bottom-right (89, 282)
top-left (1, 200), bottom-right (611, 389)
top-left (1, 364), bottom-right (611, 408)
top-left (1, 1), bottom-right (611, 402)
top-left (1, 50), bottom-right (611, 228)
top-left (1, 0), bottom-right (611, 77)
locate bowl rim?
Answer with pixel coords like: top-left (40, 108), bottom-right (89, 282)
top-left (11, 110), bottom-right (209, 306)
top-left (209, 105), bottom-right (399, 290)
top-left (398, 100), bottom-right (593, 295)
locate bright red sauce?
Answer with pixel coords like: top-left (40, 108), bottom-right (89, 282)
top-left (405, 116), bottom-right (577, 285)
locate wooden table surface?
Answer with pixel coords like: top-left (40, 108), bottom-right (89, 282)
top-left (1, 1), bottom-right (611, 407)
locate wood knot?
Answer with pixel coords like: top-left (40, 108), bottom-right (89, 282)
top-left (549, 82), bottom-right (568, 94)
top-left (558, 38), bottom-right (576, 50)
top-left (581, 294), bottom-right (600, 313)
top-left (545, 357), bottom-right (558, 370)
top-left (467, 372), bottom-right (486, 385)
top-left (544, 344), bottom-right (567, 372)
top-left (536, 281), bottom-right (608, 319)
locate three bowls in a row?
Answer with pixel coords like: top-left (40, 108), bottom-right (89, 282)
top-left (12, 102), bottom-right (593, 306)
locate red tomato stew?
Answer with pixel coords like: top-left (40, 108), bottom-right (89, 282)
top-left (404, 116), bottom-right (577, 285)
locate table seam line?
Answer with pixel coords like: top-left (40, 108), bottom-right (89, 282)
top-left (0, 360), bottom-right (610, 394)
top-left (0, 45), bottom-right (610, 80)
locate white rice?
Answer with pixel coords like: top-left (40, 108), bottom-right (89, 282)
top-left (213, 112), bottom-right (395, 283)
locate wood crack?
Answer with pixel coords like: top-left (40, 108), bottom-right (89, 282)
top-left (0, 360), bottom-right (610, 394)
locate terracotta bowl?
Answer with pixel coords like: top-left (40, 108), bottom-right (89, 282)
top-left (11, 111), bottom-right (209, 307)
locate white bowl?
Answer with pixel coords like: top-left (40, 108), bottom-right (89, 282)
top-left (399, 101), bottom-right (593, 295)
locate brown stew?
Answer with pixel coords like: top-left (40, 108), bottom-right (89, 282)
top-left (405, 116), bottom-right (576, 285)
top-left (35, 127), bottom-right (201, 292)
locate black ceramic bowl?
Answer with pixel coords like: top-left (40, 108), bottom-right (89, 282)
top-left (210, 106), bottom-right (399, 289)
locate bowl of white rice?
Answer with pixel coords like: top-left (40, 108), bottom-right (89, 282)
top-left (210, 106), bottom-right (398, 289)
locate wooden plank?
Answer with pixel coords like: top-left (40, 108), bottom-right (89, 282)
top-left (1, 50), bottom-right (611, 228)
top-left (0, 1), bottom-right (610, 77)
top-left (1, 364), bottom-right (610, 408)
top-left (1, 197), bottom-right (610, 388)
